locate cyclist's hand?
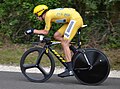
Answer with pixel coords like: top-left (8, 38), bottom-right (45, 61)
top-left (24, 28), bottom-right (34, 35)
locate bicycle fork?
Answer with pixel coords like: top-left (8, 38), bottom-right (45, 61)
top-left (79, 49), bottom-right (93, 70)
top-left (70, 45), bottom-right (93, 70)
top-left (83, 52), bottom-right (93, 70)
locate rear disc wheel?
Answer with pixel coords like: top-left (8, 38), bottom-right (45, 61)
top-left (73, 48), bottom-right (110, 85)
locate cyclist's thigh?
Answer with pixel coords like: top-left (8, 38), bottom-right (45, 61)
top-left (57, 24), bottom-right (68, 36)
top-left (64, 18), bottom-right (83, 41)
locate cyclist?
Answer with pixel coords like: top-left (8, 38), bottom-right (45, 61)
top-left (25, 5), bottom-right (83, 77)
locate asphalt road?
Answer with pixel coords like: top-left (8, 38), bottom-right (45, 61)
top-left (0, 71), bottom-right (120, 89)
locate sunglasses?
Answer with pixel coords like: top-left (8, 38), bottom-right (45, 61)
top-left (35, 13), bottom-right (40, 17)
top-left (35, 9), bottom-right (44, 17)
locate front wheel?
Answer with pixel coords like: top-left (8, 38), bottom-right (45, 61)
top-left (72, 48), bottom-right (110, 85)
top-left (20, 47), bottom-right (55, 82)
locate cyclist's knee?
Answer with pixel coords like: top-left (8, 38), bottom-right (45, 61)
top-left (61, 39), bottom-right (70, 47)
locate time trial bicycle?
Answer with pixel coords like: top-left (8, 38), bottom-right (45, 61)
top-left (20, 25), bottom-right (110, 85)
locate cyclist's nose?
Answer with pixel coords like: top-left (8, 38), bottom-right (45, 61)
top-left (37, 17), bottom-right (43, 21)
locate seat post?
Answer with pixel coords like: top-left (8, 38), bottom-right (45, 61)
top-left (77, 25), bottom-right (87, 49)
top-left (77, 28), bottom-right (81, 49)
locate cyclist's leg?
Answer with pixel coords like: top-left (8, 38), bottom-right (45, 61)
top-left (64, 19), bottom-right (83, 41)
top-left (58, 19), bottom-right (83, 77)
top-left (54, 25), bottom-right (74, 77)
top-left (62, 19), bottom-right (83, 61)
top-left (54, 24), bottom-right (67, 41)
top-left (54, 24), bottom-right (72, 62)
top-left (55, 19), bottom-right (82, 77)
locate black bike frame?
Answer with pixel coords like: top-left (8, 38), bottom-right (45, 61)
top-left (49, 47), bottom-right (68, 68)
top-left (41, 28), bottom-right (82, 69)
top-left (42, 42), bottom-right (68, 68)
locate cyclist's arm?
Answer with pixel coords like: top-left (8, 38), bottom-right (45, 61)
top-left (33, 12), bottom-right (52, 35)
top-left (44, 12), bottom-right (52, 31)
top-left (33, 18), bottom-right (51, 35)
top-left (33, 29), bottom-right (48, 35)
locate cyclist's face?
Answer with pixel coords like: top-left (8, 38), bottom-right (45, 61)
top-left (35, 13), bottom-right (43, 21)
top-left (37, 16), bottom-right (43, 21)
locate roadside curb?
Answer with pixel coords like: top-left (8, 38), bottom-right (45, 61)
top-left (0, 65), bottom-right (120, 78)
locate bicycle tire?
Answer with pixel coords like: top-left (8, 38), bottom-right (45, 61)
top-left (72, 48), bottom-right (110, 85)
top-left (20, 47), bottom-right (55, 83)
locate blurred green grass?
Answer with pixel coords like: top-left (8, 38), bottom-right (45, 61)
top-left (0, 44), bottom-right (27, 65)
top-left (0, 44), bottom-right (64, 67)
top-left (0, 44), bottom-right (120, 70)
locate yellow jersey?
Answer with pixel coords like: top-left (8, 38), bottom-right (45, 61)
top-left (44, 8), bottom-right (82, 31)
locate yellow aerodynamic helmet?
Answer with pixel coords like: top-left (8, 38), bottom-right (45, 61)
top-left (33, 5), bottom-right (48, 17)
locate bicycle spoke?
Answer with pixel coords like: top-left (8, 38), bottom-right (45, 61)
top-left (35, 57), bottom-right (41, 65)
top-left (35, 54), bottom-right (49, 76)
top-left (74, 67), bottom-right (89, 71)
top-left (37, 65), bottom-right (48, 76)
top-left (23, 64), bottom-right (36, 70)
top-left (35, 51), bottom-right (44, 65)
